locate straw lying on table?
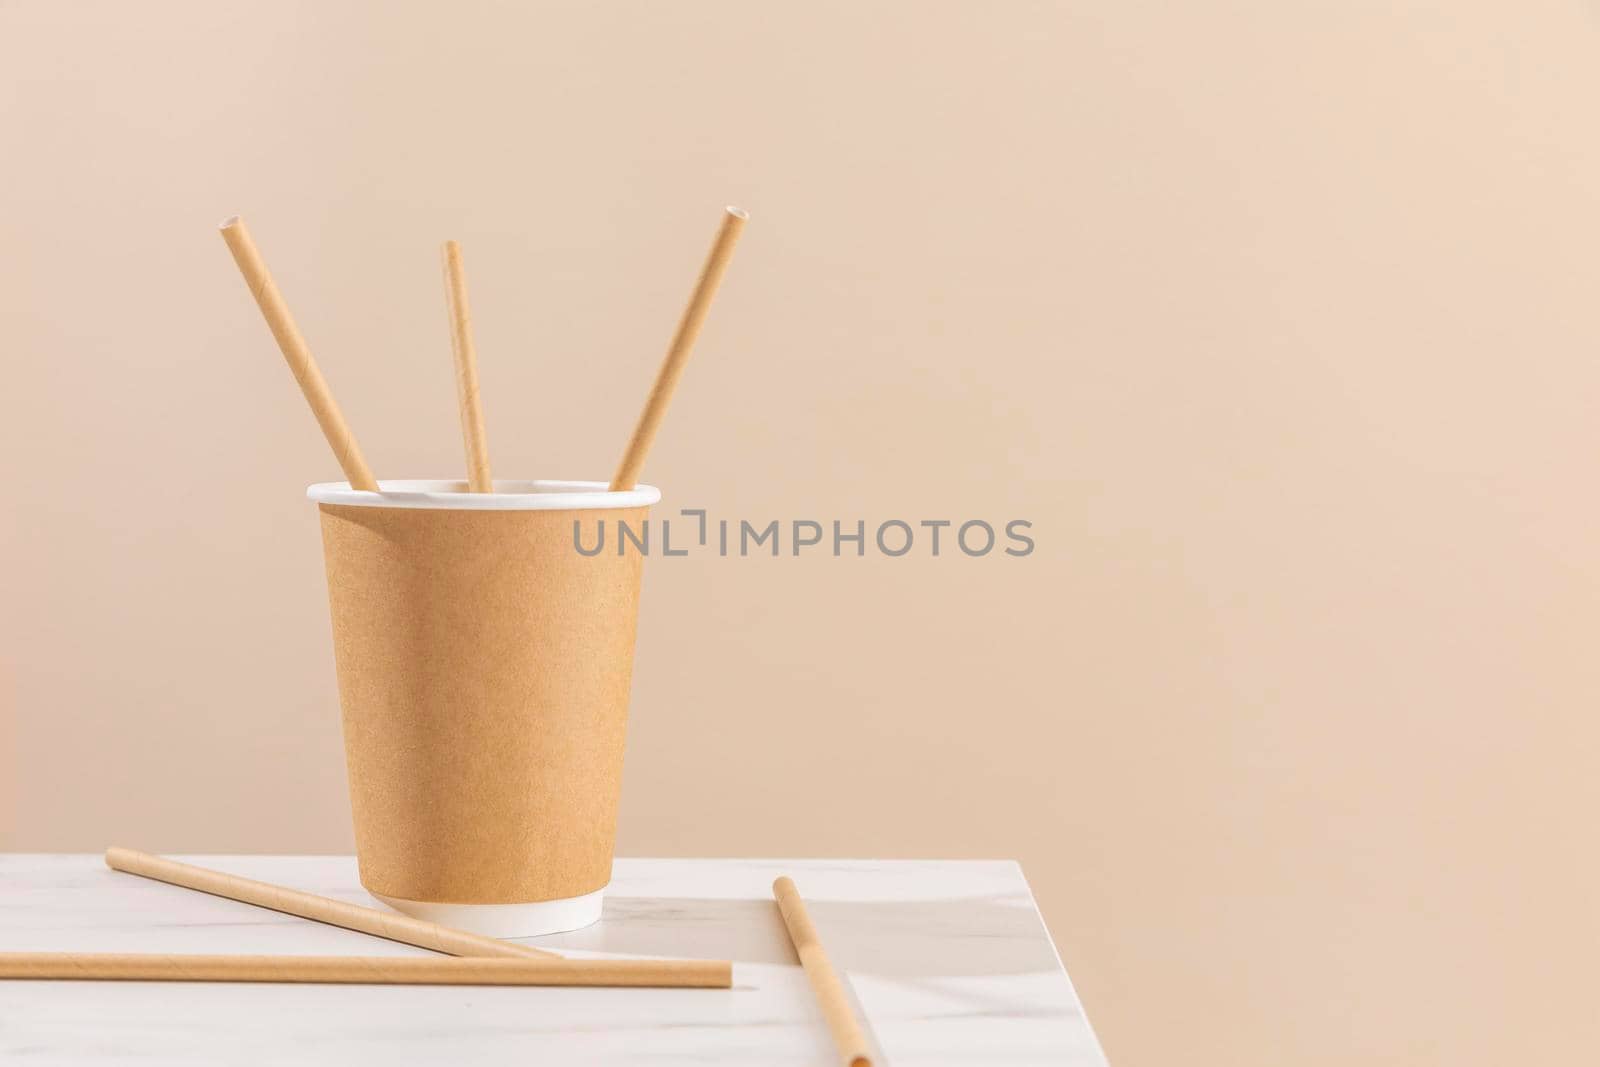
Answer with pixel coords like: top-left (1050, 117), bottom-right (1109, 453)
top-left (610, 206), bottom-right (748, 490)
top-left (105, 848), bottom-right (557, 960)
top-left (441, 240), bottom-right (493, 491)
top-left (97, 849), bottom-right (734, 989)
top-left (773, 876), bottom-right (874, 1067)
top-left (219, 217), bottom-right (378, 491)
top-left (0, 953), bottom-right (731, 988)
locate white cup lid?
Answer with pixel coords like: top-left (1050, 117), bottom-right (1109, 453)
top-left (307, 479), bottom-right (660, 511)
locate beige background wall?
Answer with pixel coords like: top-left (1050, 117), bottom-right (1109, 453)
top-left (4, 2), bottom-right (1598, 1063)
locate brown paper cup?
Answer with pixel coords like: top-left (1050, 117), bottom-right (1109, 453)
top-left (307, 478), bottom-right (660, 936)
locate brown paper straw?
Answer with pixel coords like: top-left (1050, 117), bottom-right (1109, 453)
top-left (218, 216), bottom-right (379, 491)
top-left (0, 953), bottom-right (732, 988)
top-left (609, 206), bottom-right (748, 491)
top-left (773, 876), bottom-right (874, 1067)
top-left (105, 847), bottom-right (557, 960)
top-left (441, 240), bottom-right (493, 492)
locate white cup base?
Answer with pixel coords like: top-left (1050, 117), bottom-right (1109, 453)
top-left (371, 885), bottom-right (606, 938)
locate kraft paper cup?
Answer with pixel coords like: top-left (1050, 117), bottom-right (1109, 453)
top-left (307, 478), bottom-right (660, 937)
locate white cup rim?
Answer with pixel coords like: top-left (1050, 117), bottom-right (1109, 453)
top-left (307, 479), bottom-right (661, 511)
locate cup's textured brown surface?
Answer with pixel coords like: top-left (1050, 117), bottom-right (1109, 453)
top-left (318, 503), bottom-right (647, 904)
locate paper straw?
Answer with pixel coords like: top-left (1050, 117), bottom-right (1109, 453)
top-left (609, 206), bottom-right (748, 491)
top-left (0, 953), bottom-right (732, 988)
top-left (218, 216), bottom-right (379, 491)
top-left (773, 876), bottom-right (874, 1067)
top-left (105, 847), bottom-right (557, 960)
top-left (441, 240), bottom-right (493, 492)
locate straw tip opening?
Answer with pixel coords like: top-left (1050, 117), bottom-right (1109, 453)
top-left (725, 205), bottom-right (750, 220)
top-left (218, 215), bottom-right (242, 230)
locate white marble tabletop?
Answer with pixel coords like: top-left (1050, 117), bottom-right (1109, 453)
top-left (0, 854), bottom-right (1106, 1065)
